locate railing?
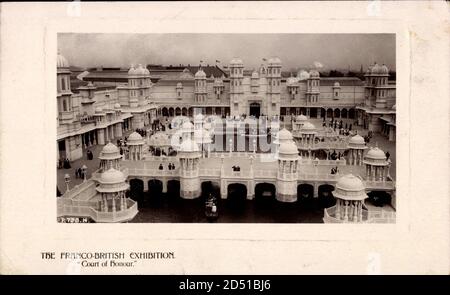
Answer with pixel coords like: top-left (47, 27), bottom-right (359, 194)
top-left (364, 180), bottom-right (396, 189)
top-left (59, 111), bottom-right (74, 120)
top-left (57, 199), bottom-right (138, 223)
top-left (199, 168), bottom-right (221, 177)
top-left (254, 170), bottom-right (278, 178)
top-left (62, 179), bottom-right (96, 200)
top-left (323, 206), bottom-right (370, 223)
top-left (127, 168), bottom-right (179, 177)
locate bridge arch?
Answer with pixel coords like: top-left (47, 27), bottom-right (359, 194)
top-left (167, 179), bottom-right (180, 199)
top-left (367, 190), bottom-right (392, 207)
top-left (129, 178), bottom-right (144, 206)
top-left (318, 184), bottom-right (336, 208)
top-left (227, 183), bottom-right (248, 205)
top-left (254, 182), bottom-right (276, 203)
top-left (297, 183), bottom-right (314, 200)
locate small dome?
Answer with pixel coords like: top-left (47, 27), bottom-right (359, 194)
top-left (349, 134), bottom-right (365, 145)
top-left (135, 64), bottom-right (146, 75)
top-left (194, 113), bottom-right (204, 120)
top-left (143, 66), bottom-right (150, 75)
top-left (57, 53), bottom-right (70, 68)
top-left (371, 63), bottom-right (382, 74)
top-left (251, 70), bottom-right (259, 79)
top-left (102, 142), bottom-right (119, 154)
top-left (296, 114), bottom-right (308, 122)
top-left (309, 70), bottom-right (320, 78)
top-left (277, 128), bottom-right (293, 141)
top-left (195, 69), bottom-right (206, 78)
top-left (179, 139), bottom-right (200, 152)
top-left (335, 174), bottom-right (365, 192)
top-left (149, 132), bottom-right (170, 147)
top-left (95, 107), bottom-right (103, 113)
top-left (286, 76), bottom-right (298, 86)
top-left (366, 146), bottom-right (387, 160)
top-left (268, 57), bottom-right (282, 65)
top-left (279, 140), bottom-right (298, 155)
top-left (203, 122), bottom-right (212, 130)
top-left (297, 70), bottom-right (310, 80)
top-left (182, 121), bottom-right (194, 130)
top-left (230, 58), bottom-right (243, 65)
top-left (380, 64), bottom-right (389, 74)
top-left (100, 167), bottom-right (126, 184)
top-left (176, 82), bottom-right (183, 88)
top-left (301, 122), bottom-right (316, 131)
top-left (214, 77), bottom-right (223, 85)
top-left (333, 82), bottom-right (340, 87)
top-left (127, 132), bottom-right (144, 145)
top-left (114, 103), bottom-right (121, 109)
top-left (128, 65), bottom-right (138, 75)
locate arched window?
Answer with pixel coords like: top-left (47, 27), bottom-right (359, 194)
top-left (63, 99), bottom-right (67, 111)
top-left (61, 77), bottom-right (66, 91)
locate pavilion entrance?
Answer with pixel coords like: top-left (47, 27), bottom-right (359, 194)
top-left (249, 102), bottom-right (261, 118)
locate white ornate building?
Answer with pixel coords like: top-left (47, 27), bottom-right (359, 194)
top-left (57, 53), bottom-right (158, 162)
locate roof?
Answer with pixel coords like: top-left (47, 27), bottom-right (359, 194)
top-left (320, 77), bottom-right (364, 86)
top-left (84, 70), bottom-right (129, 82)
top-left (186, 65), bottom-right (227, 78)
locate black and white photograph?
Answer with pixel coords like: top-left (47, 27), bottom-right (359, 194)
top-left (1, 1), bottom-right (449, 275)
top-left (56, 33), bottom-right (396, 224)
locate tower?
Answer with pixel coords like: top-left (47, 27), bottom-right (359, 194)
top-left (57, 52), bottom-right (73, 125)
top-left (194, 67), bottom-right (207, 103)
top-left (178, 138), bottom-right (202, 199)
top-left (306, 69), bottom-right (320, 108)
top-left (57, 52), bottom-right (82, 161)
top-left (229, 58), bottom-right (244, 116)
top-left (347, 134), bottom-right (367, 165)
top-left (275, 129), bottom-right (299, 203)
top-left (266, 57), bottom-right (282, 117)
top-left (127, 64), bottom-right (151, 128)
top-left (364, 63), bottom-right (389, 108)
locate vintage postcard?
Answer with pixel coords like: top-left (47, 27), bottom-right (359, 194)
top-left (0, 1), bottom-right (448, 275)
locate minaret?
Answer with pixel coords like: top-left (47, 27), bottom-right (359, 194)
top-left (229, 58), bottom-right (244, 116)
top-left (178, 138), bottom-right (202, 199)
top-left (276, 130), bottom-right (299, 202)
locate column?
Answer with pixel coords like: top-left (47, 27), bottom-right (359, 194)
top-left (336, 199), bottom-right (341, 219)
top-left (112, 195), bottom-right (116, 213)
top-left (162, 181), bottom-right (168, 193)
top-left (344, 200), bottom-right (349, 221)
top-left (353, 201), bottom-right (358, 222)
top-left (358, 201), bottom-right (363, 222)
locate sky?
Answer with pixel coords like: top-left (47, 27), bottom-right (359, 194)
top-left (58, 33), bottom-right (395, 71)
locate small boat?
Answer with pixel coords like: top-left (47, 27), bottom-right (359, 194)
top-left (205, 194), bottom-right (219, 221)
